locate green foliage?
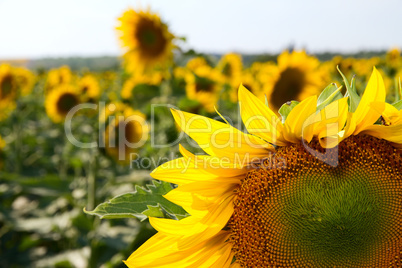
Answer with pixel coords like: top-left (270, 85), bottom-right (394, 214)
top-left (337, 66), bottom-right (361, 112)
top-left (317, 83), bottom-right (344, 111)
top-left (278, 101), bottom-right (299, 123)
top-left (84, 180), bottom-right (188, 221)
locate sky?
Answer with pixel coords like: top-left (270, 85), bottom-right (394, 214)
top-left (0, 0), bottom-right (401, 59)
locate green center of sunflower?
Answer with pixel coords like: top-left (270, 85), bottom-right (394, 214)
top-left (136, 19), bottom-right (167, 57)
top-left (229, 135), bottom-right (402, 267)
top-left (56, 93), bottom-right (79, 114)
top-left (270, 67), bottom-right (305, 110)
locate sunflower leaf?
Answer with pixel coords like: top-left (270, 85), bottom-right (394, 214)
top-left (393, 100), bottom-right (402, 111)
top-left (337, 66), bottom-right (360, 112)
top-left (84, 180), bottom-right (189, 221)
top-left (278, 101), bottom-right (299, 123)
top-left (317, 83), bottom-right (343, 111)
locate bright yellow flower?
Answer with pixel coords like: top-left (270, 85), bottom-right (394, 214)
top-left (261, 50), bottom-right (329, 112)
top-left (186, 57), bottom-right (210, 71)
top-left (78, 74), bottom-right (101, 102)
top-left (125, 67), bottom-right (402, 267)
top-left (100, 102), bottom-right (148, 164)
top-left (216, 53), bottom-right (243, 82)
top-left (229, 71), bottom-right (263, 102)
top-left (45, 85), bottom-right (80, 123)
top-left (185, 65), bottom-right (224, 112)
top-left (45, 66), bottom-right (73, 94)
top-left (0, 64), bottom-right (19, 120)
top-left (121, 72), bottom-right (163, 99)
top-left (117, 8), bottom-right (175, 73)
top-left (386, 47), bottom-right (401, 69)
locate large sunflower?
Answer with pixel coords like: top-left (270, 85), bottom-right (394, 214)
top-left (45, 85), bottom-right (81, 123)
top-left (261, 50), bottom-right (330, 112)
top-left (124, 67), bottom-right (402, 267)
top-left (116, 8), bottom-right (175, 73)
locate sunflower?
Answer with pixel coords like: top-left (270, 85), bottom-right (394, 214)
top-left (184, 65), bottom-right (224, 112)
top-left (78, 74), bottom-right (101, 102)
top-left (45, 85), bottom-right (81, 123)
top-left (0, 64), bottom-right (19, 120)
top-left (229, 70), bottom-right (263, 102)
top-left (216, 53), bottom-right (243, 82)
top-left (124, 67), bottom-right (402, 267)
top-left (386, 48), bottom-right (401, 70)
top-left (121, 72), bottom-right (163, 99)
top-left (101, 103), bottom-right (148, 164)
top-left (262, 50), bottom-right (330, 112)
top-left (45, 66), bottom-right (73, 93)
top-left (117, 8), bottom-right (175, 73)
top-left (0, 135), bottom-right (5, 169)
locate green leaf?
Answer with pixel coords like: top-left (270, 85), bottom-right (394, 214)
top-left (84, 180), bottom-right (189, 221)
top-left (337, 66), bottom-right (360, 112)
top-left (316, 83), bottom-right (343, 111)
top-left (393, 100), bottom-right (402, 111)
top-left (278, 101), bottom-right (299, 123)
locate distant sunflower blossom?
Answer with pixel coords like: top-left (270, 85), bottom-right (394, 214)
top-left (261, 50), bottom-right (329, 112)
top-left (124, 68), bottom-right (402, 267)
top-left (78, 74), bottom-right (101, 102)
top-left (185, 65), bottom-right (224, 112)
top-left (45, 85), bottom-right (80, 123)
top-left (100, 102), bottom-right (148, 164)
top-left (0, 64), bottom-right (19, 120)
top-left (45, 66), bottom-right (73, 94)
top-left (117, 8), bottom-right (175, 73)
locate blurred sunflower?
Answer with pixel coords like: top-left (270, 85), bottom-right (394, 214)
top-left (185, 65), bottom-right (224, 112)
top-left (78, 74), bottom-right (101, 102)
top-left (0, 64), bottom-right (18, 120)
top-left (121, 72), bottom-right (162, 99)
top-left (45, 85), bottom-right (80, 123)
top-left (216, 53), bottom-right (243, 82)
top-left (45, 66), bottom-right (73, 93)
top-left (229, 71), bottom-right (263, 102)
top-left (117, 8), bottom-right (175, 73)
top-left (124, 68), bottom-right (402, 267)
top-left (386, 48), bottom-right (401, 70)
top-left (262, 50), bottom-right (329, 112)
top-left (0, 135), bottom-right (5, 169)
top-left (14, 67), bottom-right (35, 96)
top-left (101, 103), bottom-right (148, 164)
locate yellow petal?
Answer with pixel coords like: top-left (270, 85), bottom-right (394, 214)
top-left (172, 109), bottom-right (273, 160)
top-left (238, 85), bottom-right (287, 146)
top-left (150, 157), bottom-right (218, 186)
top-left (283, 96), bottom-right (317, 143)
top-left (150, 195), bottom-right (234, 250)
top-left (360, 124), bottom-right (402, 145)
top-left (124, 231), bottom-right (232, 268)
top-left (354, 67), bottom-right (386, 134)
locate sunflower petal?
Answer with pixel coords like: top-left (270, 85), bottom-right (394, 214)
top-left (283, 96), bottom-right (317, 143)
top-left (354, 67), bottom-right (386, 134)
top-left (172, 109), bottom-right (273, 160)
top-left (124, 231), bottom-right (233, 268)
top-left (360, 124), bottom-right (402, 145)
top-left (238, 85), bottom-right (286, 146)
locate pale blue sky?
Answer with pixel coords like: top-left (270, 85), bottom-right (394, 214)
top-left (0, 0), bottom-right (401, 59)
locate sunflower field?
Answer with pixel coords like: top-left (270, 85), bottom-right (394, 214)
top-left (1, 6), bottom-right (402, 268)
